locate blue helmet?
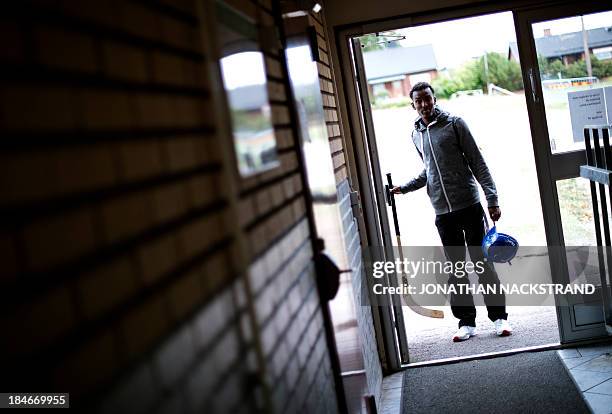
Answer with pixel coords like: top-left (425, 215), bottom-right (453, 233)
top-left (482, 225), bottom-right (519, 264)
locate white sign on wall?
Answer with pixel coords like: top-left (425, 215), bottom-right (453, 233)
top-left (568, 87), bottom-right (611, 142)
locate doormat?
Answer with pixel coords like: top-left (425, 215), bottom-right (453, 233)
top-left (401, 350), bottom-right (589, 413)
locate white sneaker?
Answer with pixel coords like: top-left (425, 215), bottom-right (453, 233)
top-left (494, 319), bottom-right (512, 336)
top-left (452, 326), bottom-right (476, 342)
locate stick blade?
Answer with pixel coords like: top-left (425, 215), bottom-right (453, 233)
top-left (408, 306), bottom-right (445, 319)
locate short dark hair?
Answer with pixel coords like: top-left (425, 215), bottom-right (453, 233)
top-left (409, 82), bottom-right (435, 100)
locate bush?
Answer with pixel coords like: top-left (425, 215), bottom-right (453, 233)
top-left (538, 54), bottom-right (612, 80)
top-left (375, 89), bottom-right (390, 100)
top-left (565, 59), bottom-right (588, 78)
top-left (369, 88), bottom-right (390, 106)
top-left (432, 76), bottom-right (466, 99)
top-left (592, 56), bottom-right (612, 78)
top-left (372, 97), bottom-right (411, 109)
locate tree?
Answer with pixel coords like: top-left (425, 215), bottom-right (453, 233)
top-left (432, 52), bottom-right (524, 98)
top-left (592, 56), bottom-right (612, 78)
top-left (538, 55), bottom-right (565, 80)
top-left (462, 52), bottom-right (523, 91)
top-left (358, 32), bottom-right (402, 53)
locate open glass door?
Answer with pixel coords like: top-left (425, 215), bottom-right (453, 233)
top-left (350, 37), bottom-right (412, 365)
top-left (514, 4), bottom-right (612, 342)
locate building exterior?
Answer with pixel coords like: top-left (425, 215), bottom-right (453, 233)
top-left (363, 44), bottom-right (438, 99)
top-left (508, 26), bottom-right (612, 65)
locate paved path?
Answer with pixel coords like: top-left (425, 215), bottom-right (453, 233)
top-left (403, 305), bottom-right (560, 362)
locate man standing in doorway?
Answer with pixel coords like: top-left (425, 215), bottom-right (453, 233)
top-left (391, 82), bottom-right (512, 342)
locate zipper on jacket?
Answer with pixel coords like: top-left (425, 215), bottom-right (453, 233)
top-left (425, 121), bottom-right (453, 212)
top-left (419, 131), bottom-right (424, 155)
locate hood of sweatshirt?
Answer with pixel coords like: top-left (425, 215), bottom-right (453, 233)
top-left (414, 106), bottom-right (449, 132)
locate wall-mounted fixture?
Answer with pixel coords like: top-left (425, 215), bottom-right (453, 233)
top-left (281, 0), bottom-right (322, 18)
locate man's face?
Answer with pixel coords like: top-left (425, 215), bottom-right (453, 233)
top-left (411, 88), bottom-right (436, 120)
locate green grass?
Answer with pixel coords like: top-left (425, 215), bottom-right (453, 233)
top-left (556, 179), bottom-right (595, 245)
top-left (372, 97), bottom-right (411, 110)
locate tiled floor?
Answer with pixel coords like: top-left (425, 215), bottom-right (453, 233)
top-left (558, 343), bottom-right (612, 414)
top-left (380, 374), bottom-right (403, 414)
top-left (380, 341), bottom-right (612, 414)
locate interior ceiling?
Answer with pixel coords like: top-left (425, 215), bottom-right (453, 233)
top-left (323, 0), bottom-right (492, 28)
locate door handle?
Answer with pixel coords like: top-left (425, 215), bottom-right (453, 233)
top-left (529, 68), bottom-right (539, 104)
top-left (315, 251), bottom-right (343, 301)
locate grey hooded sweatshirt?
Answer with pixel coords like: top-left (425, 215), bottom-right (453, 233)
top-left (400, 107), bottom-right (498, 215)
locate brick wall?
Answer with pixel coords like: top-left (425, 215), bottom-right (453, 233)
top-left (307, 13), bottom-right (347, 186)
top-left (339, 180), bottom-right (383, 406)
top-left (248, 219), bottom-right (337, 413)
top-left (0, 1), bottom-right (339, 413)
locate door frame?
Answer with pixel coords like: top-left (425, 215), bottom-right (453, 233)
top-left (332, 0), bottom-right (610, 369)
top-left (336, 29), bottom-right (406, 372)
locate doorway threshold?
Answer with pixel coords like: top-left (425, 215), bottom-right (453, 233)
top-left (401, 342), bottom-right (562, 369)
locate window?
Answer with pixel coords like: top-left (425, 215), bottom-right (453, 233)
top-left (593, 46), bottom-right (612, 60)
top-left (392, 80), bottom-right (403, 95)
top-left (372, 83), bottom-right (386, 95)
top-left (215, 1), bottom-right (279, 177)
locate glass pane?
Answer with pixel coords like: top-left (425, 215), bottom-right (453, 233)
top-left (285, 39), bottom-right (347, 267)
top-left (556, 178), bottom-right (604, 287)
top-left (530, 10), bottom-right (612, 154)
top-left (215, 1), bottom-right (279, 177)
top-left (557, 177), bottom-right (596, 246)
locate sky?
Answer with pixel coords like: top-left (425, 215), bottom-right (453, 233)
top-left (220, 52), bottom-right (267, 90)
top-left (389, 10), bottom-right (612, 70)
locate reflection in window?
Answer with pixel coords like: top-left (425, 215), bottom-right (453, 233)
top-left (216, 1), bottom-right (279, 176)
top-left (286, 39), bottom-right (347, 269)
top-left (286, 44), bottom-right (336, 199)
